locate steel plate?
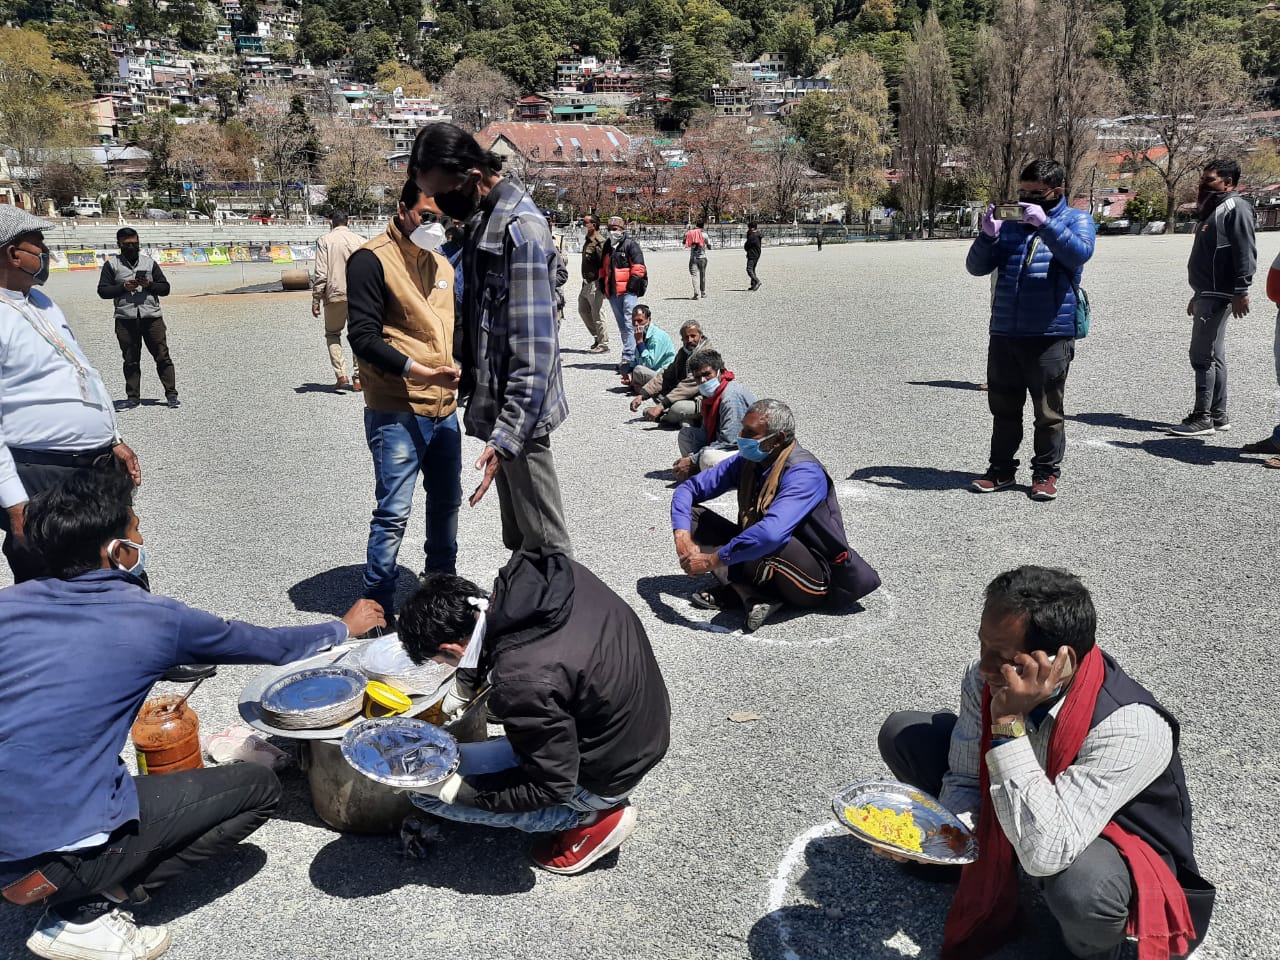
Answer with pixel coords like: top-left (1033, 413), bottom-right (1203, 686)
top-left (341, 717), bottom-right (460, 788)
top-left (832, 779), bottom-right (978, 865)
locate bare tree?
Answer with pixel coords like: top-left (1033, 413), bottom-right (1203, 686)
top-left (626, 140), bottom-right (674, 222)
top-left (1123, 37), bottom-right (1254, 232)
top-left (171, 123), bottom-right (255, 184)
top-left (899, 10), bottom-right (957, 236)
top-left (965, 0), bottom-right (1044, 202)
top-left (319, 117), bottom-right (395, 215)
top-left (566, 155), bottom-right (625, 220)
top-left (1032, 0), bottom-right (1115, 198)
top-left (758, 127), bottom-right (807, 222)
top-left (676, 120), bottom-right (764, 221)
top-left (243, 94), bottom-right (316, 217)
top-left (440, 58), bottom-right (517, 132)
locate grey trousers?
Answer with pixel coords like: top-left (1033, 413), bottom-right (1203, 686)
top-left (661, 398), bottom-right (700, 426)
top-left (1188, 295), bottom-right (1231, 419)
top-left (577, 279), bottom-right (608, 346)
top-left (630, 365), bottom-right (659, 391)
top-left (689, 256), bottom-right (707, 295)
top-left (877, 711), bottom-right (1133, 960)
top-left (495, 433), bottom-right (572, 556)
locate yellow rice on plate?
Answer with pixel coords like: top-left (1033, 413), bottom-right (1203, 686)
top-left (845, 804), bottom-right (924, 853)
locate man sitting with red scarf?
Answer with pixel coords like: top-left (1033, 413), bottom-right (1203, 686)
top-left (672, 349), bottom-right (754, 482)
top-left (877, 566), bottom-right (1213, 960)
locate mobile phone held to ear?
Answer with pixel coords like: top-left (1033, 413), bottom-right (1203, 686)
top-left (994, 203), bottom-right (1024, 221)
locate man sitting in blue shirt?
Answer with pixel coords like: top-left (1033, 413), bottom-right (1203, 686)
top-left (0, 467), bottom-right (384, 960)
top-left (671, 399), bottom-right (881, 633)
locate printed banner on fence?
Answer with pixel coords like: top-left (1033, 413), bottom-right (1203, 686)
top-left (65, 250), bottom-right (99, 270)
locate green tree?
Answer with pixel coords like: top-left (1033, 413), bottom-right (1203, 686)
top-left (853, 0), bottom-right (896, 32)
top-left (417, 38), bottom-right (458, 81)
top-left (169, 0), bottom-right (214, 49)
top-left (349, 28), bottom-right (397, 83)
top-left (375, 61), bottom-right (433, 97)
top-left (770, 6), bottom-right (818, 76)
top-left (899, 11), bottom-right (957, 235)
top-left (204, 72), bottom-right (245, 123)
top-left (298, 13), bottom-right (347, 65)
top-left (0, 27), bottom-right (93, 200)
top-left (829, 50), bottom-right (891, 217)
top-left (784, 93), bottom-right (838, 172)
top-left (131, 112), bottom-right (178, 187)
top-left (240, 0), bottom-right (260, 33)
top-left (461, 25), bottom-right (562, 90)
top-left (35, 21), bottom-right (116, 85)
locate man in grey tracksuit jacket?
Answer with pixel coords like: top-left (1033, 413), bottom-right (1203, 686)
top-left (96, 229), bottom-right (178, 407)
top-left (1171, 162), bottom-right (1256, 436)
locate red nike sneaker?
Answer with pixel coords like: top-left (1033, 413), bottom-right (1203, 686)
top-left (530, 804), bottom-right (638, 875)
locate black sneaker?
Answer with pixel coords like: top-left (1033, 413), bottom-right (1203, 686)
top-left (114, 399), bottom-right (140, 411)
top-left (1212, 417), bottom-right (1231, 432)
top-left (1242, 436), bottom-right (1280, 455)
top-left (165, 395), bottom-right (180, 408)
top-left (1168, 414), bottom-right (1214, 436)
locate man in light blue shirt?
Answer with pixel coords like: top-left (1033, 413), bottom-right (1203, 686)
top-left (0, 206), bottom-right (141, 583)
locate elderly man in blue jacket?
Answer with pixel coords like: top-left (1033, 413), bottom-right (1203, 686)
top-left (965, 159), bottom-right (1095, 502)
top-left (0, 467), bottom-right (383, 960)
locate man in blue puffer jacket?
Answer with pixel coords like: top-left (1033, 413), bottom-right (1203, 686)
top-left (965, 159), bottom-right (1096, 502)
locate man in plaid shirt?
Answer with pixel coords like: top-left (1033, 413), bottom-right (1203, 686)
top-left (411, 124), bottom-right (571, 555)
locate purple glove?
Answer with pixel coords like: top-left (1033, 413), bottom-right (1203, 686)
top-left (1021, 203), bottom-right (1048, 228)
top-left (980, 206), bottom-right (1001, 237)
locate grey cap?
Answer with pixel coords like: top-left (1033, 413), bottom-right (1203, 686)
top-left (0, 205), bottom-right (54, 248)
top-left (608, 216), bottom-right (625, 228)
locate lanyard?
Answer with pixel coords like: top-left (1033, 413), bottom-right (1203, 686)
top-left (4, 294), bottom-right (114, 412)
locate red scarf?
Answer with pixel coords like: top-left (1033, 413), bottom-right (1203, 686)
top-left (701, 370), bottom-right (735, 437)
top-left (941, 646), bottom-right (1196, 960)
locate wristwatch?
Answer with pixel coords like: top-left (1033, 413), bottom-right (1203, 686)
top-left (990, 719), bottom-right (1027, 739)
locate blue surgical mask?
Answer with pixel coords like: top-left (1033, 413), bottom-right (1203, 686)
top-left (736, 432), bottom-right (778, 462)
top-left (108, 538), bottom-right (146, 578)
top-left (697, 377), bottom-right (720, 398)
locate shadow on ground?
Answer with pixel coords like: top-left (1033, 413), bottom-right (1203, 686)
top-left (635, 573), bottom-right (741, 633)
top-left (747, 833), bottom-right (1064, 960)
top-left (1069, 412), bottom-right (1169, 432)
top-left (906, 379), bottom-right (986, 392)
top-left (294, 382), bottom-right (344, 395)
top-left (308, 823), bottom-right (539, 898)
top-left (189, 281), bottom-right (287, 296)
top-left (1111, 438), bottom-right (1246, 466)
top-left (849, 465), bottom-right (975, 491)
top-left (563, 361), bottom-right (619, 372)
top-left (288, 564), bottom-right (420, 617)
top-left (134, 844), bottom-right (269, 925)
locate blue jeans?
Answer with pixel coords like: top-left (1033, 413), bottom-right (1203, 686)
top-left (608, 293), bottom-right (637, 364)
top-left (409, 737), bottom-right (628, 833)
top-left (363, 409), bottom-right (462, 613)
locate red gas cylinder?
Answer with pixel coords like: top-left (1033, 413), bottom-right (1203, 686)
top-left (131, 696), bottom-right (203, 775)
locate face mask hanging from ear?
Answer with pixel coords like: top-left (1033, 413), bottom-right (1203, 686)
top-left (458, 595), bottom-right (489, 669)
top-left (106, 538), bottom-right (147, 578)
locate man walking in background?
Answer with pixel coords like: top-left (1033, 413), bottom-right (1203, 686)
top-left (97, 228), bottom-right (179, 409)
top-left (744, 222), bottom-right (762, 291)
top-left (577, 215), bottom-right (609, 353)
top-left (312, 211), bottom-right (366, 392)
top-left (1167, 159), bottom-right (1256, 437)
top-left (684, 220), bottom-right (709, 300)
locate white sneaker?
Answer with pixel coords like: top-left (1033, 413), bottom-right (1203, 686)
top-left (27, 907), bottom-right (170, 960)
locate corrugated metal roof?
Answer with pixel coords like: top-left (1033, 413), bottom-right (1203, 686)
top-left (478, 122), bottom-right (631, 163)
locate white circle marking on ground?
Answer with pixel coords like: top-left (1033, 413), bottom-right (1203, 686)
top-left (763, 820), bottom-right (843, 960)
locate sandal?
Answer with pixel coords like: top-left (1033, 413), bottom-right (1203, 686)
top-left (690, 585), bottom-right (736, 610)
top-left (1264, 457), bottom-right (1280, 469)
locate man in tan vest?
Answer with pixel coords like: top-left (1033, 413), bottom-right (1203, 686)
top-left (346, 180), bottom-right (463, 625)
top-left (312, 211), bottom-right (367, 391)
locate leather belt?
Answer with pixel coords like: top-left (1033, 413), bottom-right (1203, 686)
top-left (9, 446), bottom-right (115, 469)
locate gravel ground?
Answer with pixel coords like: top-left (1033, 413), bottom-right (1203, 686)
top-left (2, 236), bottom-right (1277, 960)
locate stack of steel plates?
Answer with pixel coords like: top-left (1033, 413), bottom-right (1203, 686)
top-left (341, 717), bottom-right (460, 788)
top-left (260, 666), bottom-right (367, 730)
top-left (346, 635), bottom-right (455, 697)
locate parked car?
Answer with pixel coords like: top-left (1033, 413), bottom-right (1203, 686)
top-left (249, 213), bottom-right (276, 224)
top-left (1099, 218), bottom-right (1131, 235)
top-left (144, 208), bottom-right (173, 219)
top-left (186, 211), bottom-right (210, 220)
top-left (222, 211), bottom-right (248, 220)
top-left (60, 197), bottom-right (103, 217)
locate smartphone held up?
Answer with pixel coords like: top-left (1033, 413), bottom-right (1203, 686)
top-left (993, 203), bottom-right (1024, 221)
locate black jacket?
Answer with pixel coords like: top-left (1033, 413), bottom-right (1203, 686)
top-left (455, 551), bottom-right (671, 812)
top-left (744, 229), bottom-right (761, 257)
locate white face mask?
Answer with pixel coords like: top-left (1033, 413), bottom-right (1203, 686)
top-left (607, 229), bottom-right (624, 242)
top-left (410, 222), bottom-right (446, 252)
